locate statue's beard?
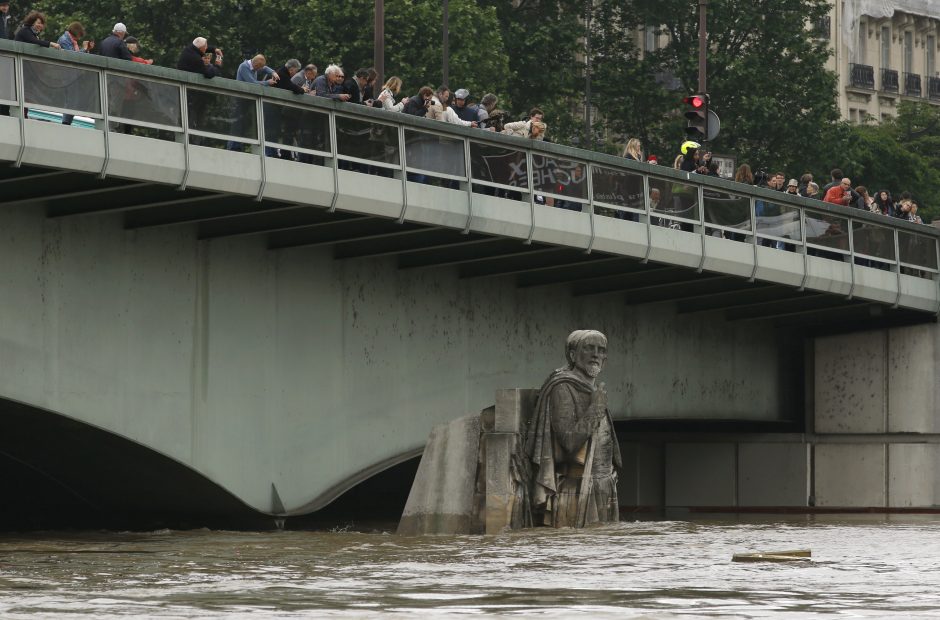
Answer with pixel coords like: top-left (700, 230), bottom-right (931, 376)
top-left (583, 361), bottom-right (602, 378)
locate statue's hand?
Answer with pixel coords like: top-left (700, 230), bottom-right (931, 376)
top-left (591, 382), bottom-right (608, 413)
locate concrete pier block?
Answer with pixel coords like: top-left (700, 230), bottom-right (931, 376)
top-left (494, 389), bottom-right (538, 433)
top-left (398, 413), bottom-right (481, 535)
top-left (665, 443), bottom-right (735, 507)
top-left (815, 331), bottom-right (887, 434)
top-left (484, 432), bottom-right (517, 534)
top-left (888, 444), bottom-right (940, 507)
top-left (814, 443), bottom-right (886, 507)
top-left (737, 443), bottom-right (809, 507)
top-left (888, 325), bottom-right (940, 433)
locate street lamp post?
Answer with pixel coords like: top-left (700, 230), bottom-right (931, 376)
top-left (584, 0), bottom-right (592, 150)
top-left (375, 0), bottom-right (384, 90)
top-left (443, 0), bottom-right (450, 87)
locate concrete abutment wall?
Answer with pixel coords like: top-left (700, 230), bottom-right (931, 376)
top-left (619, 323), bottom-right (940, 512)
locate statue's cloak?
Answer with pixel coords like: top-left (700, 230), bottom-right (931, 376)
top-left (522, 368), bottom-right (621, 513)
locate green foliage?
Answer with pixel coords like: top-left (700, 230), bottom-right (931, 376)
top-left (477, 0), bottom-right (587, 141)
top-left (598, 0), bottom-right (839, 174)
top-left (840, 102), bottom-right (940, 221)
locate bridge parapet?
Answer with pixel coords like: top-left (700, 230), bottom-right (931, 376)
top-left (0, 40), bottom-right (937, 313)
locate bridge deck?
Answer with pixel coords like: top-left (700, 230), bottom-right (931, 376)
top-left (0, 41), bottom-right (935, 324)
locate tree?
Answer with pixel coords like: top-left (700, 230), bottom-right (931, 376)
top-left (477, 0), bottom-right (586, 142)
top-left (840, 102), bottom-right (940, 221)
top-left (593, 0), bottom-right (839, 173)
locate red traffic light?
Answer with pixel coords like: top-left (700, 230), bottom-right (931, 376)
top-left (683, 95), bottom-right (705, 108)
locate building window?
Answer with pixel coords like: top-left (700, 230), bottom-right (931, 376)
top-left (904, 31), bottom-right (913, 74)
top-left (857, 20), bottom-right (867, 63)
top-left (881, 26), bottom-right (891, 70)
top-left (928, 35), bottom-right (937, 77)
top-left (644, 26), bottom-right (658, 53)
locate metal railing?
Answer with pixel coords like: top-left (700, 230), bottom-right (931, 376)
top-left (0, 40), bottom-right (938, 309)
top-left (903, 72), bottom-right (922, 97)
top-left (881, 68), bottom-right (899, 93)
top-left (929, 76), bottom-right (940, 101)
top-left (849, 63), bottom-right (875, 89)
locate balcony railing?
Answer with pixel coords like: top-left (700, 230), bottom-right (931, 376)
top-left (881, 69), bottom-right (899, 93)
top-left (904, 72), bottom-right (922, 97)
top-left (849, 63), bottom-right (875, 89)
top-left (929, 76), bottom-right (940, 101)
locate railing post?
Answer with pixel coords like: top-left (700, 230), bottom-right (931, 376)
top-left (396, 124), bottom-right (409, 224)
top-left (641, 174), bottom-right (652, 263)
top-left (846, 218), bottom-right (856, 300)
top-left (893, 229), bottom-right (902, 309)
top-left (935, 238), bottom-right (940, 315)
top-left (462, 137), bottom-right (473, 234)
top-left (328, 111), bottom-right (339, 213)
top-left (696, 185), bottom-right (706, 273)
top-left (178, 85), bottom-right (192, 192)
top-left (585, 162), bottom-right (595, 254)
top-left (98, 69), bottom-right (111, 179)
top-left (798, 208), bottom-right (808, 292)
top-left (254, 96), bottom-right (267, 202)
top-left (525, 150), bottom-right (535, 245)
top-left (13, 55), bottom-right (26, 168)
top-left (748, 197), bottom-right (758, 282)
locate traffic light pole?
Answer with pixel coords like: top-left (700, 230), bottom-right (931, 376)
top-left (698, 0), bottom-right (708, 143)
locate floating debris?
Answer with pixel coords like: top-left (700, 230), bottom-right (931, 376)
top-left (732, 549), bottom-right (812, 563)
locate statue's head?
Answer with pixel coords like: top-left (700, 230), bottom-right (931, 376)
top-left (565, 330), bottom-right (608, 380)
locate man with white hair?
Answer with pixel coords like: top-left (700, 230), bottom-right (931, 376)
top-left (312, 64), bottom-right (350, 101)
top-left (99, 22), bottom-right (132, 61)
top-left (177, 36), bottom-right (223, 78)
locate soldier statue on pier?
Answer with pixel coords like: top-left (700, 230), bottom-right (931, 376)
top-left (522, 329), bottom-right (621, 528)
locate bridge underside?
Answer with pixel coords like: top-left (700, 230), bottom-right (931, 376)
top-left (5, 164), bottom-right (931, 332)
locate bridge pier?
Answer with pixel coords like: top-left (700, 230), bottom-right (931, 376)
top-left (616, 322), bottom-right (940, 514)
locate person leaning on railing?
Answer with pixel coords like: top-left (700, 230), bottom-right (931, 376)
top-left (177, 36), bottom-right (222, 78)
top-left (376, 76), bottom-right (408, 112)
top-left (56, 21), bottom-right (93, 126)
top-left (14, 11), bottom-right (60, 49)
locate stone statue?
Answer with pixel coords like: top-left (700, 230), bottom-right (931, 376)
top-left (522, 330), bottom-right (621, 527)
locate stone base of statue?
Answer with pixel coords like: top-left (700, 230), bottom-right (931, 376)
top-left (398, 389), bottom-right (542, 535)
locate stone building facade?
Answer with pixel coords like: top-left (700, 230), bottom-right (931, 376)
top-left (829, 0), bottom-right (940, 123)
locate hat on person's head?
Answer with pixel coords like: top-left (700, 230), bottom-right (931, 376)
top-left (787, 178), bottom-right (798, 187)
top-left (0, 1), bottom-right (10, 6)
top-left (680, 140), bottom-right (700, 155)
top-left (647, 155), bottom-right (658, 165)
top-left (113, 23), bottom-right (127, 34)
top-left (454, 88), bottom-right (469, 100)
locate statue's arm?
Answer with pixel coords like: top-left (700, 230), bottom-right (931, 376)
top-left (549, 385), bottom-right (596, 456)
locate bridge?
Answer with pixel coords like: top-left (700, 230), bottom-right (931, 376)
top-left (0, 40), bottom-right (938, 528)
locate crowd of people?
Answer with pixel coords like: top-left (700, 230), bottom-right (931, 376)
top-left (1, 6), bottom-right (931, 225)
top-left (637, 138), bottom-right (929, 226)
top-left (1, 8), bottom-right (547, 142)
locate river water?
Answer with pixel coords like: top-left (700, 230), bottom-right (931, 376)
top-left (2, 516), bottom-right (940, 618)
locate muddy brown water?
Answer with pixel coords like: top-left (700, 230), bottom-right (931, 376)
top-left (2, 516), bottom-right (940, 617)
